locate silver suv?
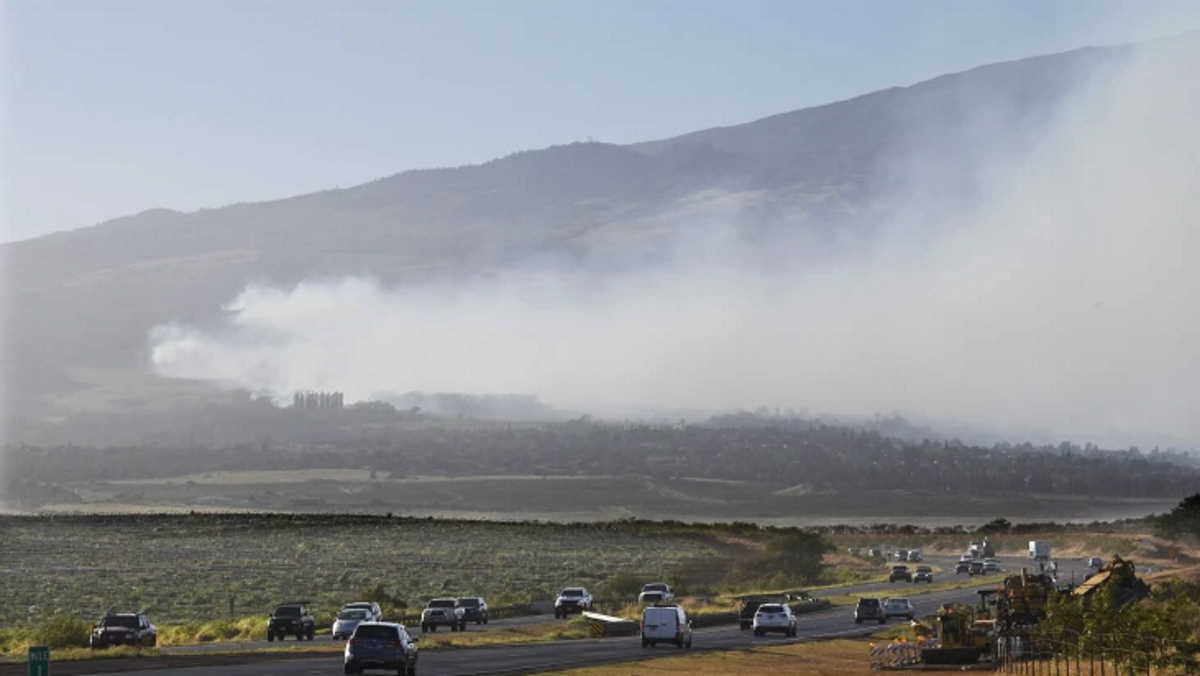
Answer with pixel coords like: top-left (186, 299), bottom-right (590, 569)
top-left (343, 622), bottom-right (418, 675)
top-left (554, 587), bottom-right (593, 618)
top-left (420, 598), bottom-right (465, 633)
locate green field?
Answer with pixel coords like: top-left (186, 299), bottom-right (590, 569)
top-left (24, 470), bottom-right (1177, 526)
top-left (0, 514), bottom-right (738, 627)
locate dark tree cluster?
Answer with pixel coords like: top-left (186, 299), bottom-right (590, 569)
top-left (4, 409), bottom-right (1195, 501)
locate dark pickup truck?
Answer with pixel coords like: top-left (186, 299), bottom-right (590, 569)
top-left (90, 612), bottom-right (157, 649)
top-left (268, 602), bottom-right (315, 641)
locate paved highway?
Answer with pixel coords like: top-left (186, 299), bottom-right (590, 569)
top-left (78, 585), bottom-right (997, 675)
top-left (84, 555), bottom-right (1095, 676)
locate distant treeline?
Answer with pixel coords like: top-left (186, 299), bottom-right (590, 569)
top-left (4, 407), bottom-right (1195, 500)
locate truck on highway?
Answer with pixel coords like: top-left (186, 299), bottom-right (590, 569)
top-left (967, 538), bottom-right (995, 559)
top-left (268, 602), bottom-right (315, 641)
top-left (1028, 540), bottom-right (1051, 561)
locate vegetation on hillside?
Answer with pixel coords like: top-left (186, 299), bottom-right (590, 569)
top-left (1156, 493), bottom-right (1200, 541)
top-left (6, 411), bottom-right (1194, 507)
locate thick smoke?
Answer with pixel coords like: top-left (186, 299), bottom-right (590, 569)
top-left (150, 42), bottom-right (1200, 447)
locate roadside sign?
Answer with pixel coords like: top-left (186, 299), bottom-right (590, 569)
top-left (28, 646), bottom-right (49, 676)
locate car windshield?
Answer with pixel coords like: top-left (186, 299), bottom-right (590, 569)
top-left (918, 567), bottom-right (931, 572)
top-left (562, 589), bottom-right (584, 597)
top-left (274, 606), bottom-right (301, 617)
top-left (459, 598), bottom-right (480, 607)
top-left (859, 599), bottom-right (880, 608)
top-left (353, 625), bottom-right (398, 640)
top-left (104, 615), bottom-right (138, 628)
top-left (887, 599), bottom-right (909, 607)
top-left (644, 584), bottom-right (667, 592)
top-left (893, 566), bottom-right (907, 571)
top-left (643, 592), bottom-right (663, 600)
top-left (758, 604), bottom-right (784, 613)
top-left (338, 610), bottom-right (367, 620)
top-left (429, 600), bottom-right (455, 608)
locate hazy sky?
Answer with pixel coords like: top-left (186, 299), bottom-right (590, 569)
top-left (4, 0), bottom-right (1200, 242)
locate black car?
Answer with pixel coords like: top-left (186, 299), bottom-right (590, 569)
top-left (90, 612), bottom-right (157, 648)
top-left (854, 598), bottom-right (886, 624)
top-left (889, 565), bottom-right (913, 583)
top-left (457, 597), bottom-right (489, 625)
top-left (955, 561), bottom-right (972, 575)
top-left (268, 602), bottom-right (316, 641)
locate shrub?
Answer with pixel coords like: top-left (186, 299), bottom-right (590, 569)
top-left (31, 614), bottom-right (91, 649)
top-left (600, 571), bottom-right (644, 600)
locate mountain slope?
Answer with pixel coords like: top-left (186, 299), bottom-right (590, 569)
top-left (0, 38), bottom-right (1165, 421)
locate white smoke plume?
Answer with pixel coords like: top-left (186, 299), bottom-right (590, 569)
top-left (151, 40), bottom-right (1200, 448)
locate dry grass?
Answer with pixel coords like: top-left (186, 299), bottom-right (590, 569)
top-left (531, 639), bottom-right (886, 675)
top-left (417, 618), bottom-right (594, 649)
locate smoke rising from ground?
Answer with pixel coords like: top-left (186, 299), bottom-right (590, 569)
top-left (150, 41), bottom-right (1200, 447)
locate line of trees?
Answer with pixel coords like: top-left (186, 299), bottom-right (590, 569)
top-left (4, 414), bottom-right (1197, 501)
top-left (1037, 577), bottom-right (1200, 673)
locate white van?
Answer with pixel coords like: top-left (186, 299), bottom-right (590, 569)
top-left (641, 605), bottom-right (693, 649)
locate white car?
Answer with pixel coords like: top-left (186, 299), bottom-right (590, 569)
top-left (554, 587), bottom-right (593, 618)
top-left (641, 605), bottom-right (692, 648)
top-left (982, 560), bottom-right (1003, 574)
top-left (638, 582), bottom-right (674, 604)
top-left (752, 602), bottom-right (798, 637)
top-left (341, 602), bottom-right (383, 622)
top-left (883, 598), bottom-right (914, 620)
top-left (331, 608), bottom-right (370, 640)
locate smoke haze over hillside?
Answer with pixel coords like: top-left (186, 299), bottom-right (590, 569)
top-left (146, 38), bottom-right (1200, 449)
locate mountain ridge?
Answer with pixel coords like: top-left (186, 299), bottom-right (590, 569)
top-left (0, 35), bottom-right (1190, 426)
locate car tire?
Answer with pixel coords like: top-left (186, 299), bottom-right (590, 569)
top-left (344, 661), bottom-right (355, 675)
top-left (308, 629), bottom-right (315, 640)
top-left (483, 616), bottom-right (488, 625)
top-left (267, 632), bottom-right (275, 642)
top-left (642, 638), bottom-right (649, 648)
top-left (687, 637), bottom-right (693, 648)
top-left (754, 629), bottom-right (763, 636)
top-left (855, 619), bottom-right (862, 624)
top-left (878, 618), bottom-right (885, 624)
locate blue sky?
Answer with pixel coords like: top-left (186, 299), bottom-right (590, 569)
top-left (3, 0), bottom-right (1199, 242)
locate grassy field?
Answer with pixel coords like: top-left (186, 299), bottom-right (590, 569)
top-left (0, 514), bottom-right (735, 629)
top-left (27, 469), bottom-right (1176, 525)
